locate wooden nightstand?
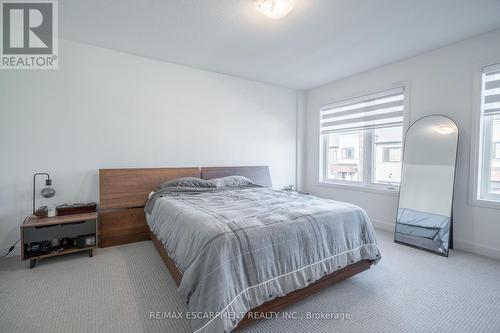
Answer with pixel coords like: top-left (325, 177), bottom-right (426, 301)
top-left (20, 212), bottom-right (97, 268)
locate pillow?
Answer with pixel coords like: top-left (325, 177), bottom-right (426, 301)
top-left (157, 177), bottom-right (217, 189)
top-left (211, 175), bottom-right (255, 188)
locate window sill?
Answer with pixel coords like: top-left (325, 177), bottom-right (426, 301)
top-left (316, 181), bottom-right (400, 197)
top-left (470, 197), bottom-right (500, 210)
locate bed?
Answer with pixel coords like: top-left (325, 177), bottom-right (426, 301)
top-left (98, 166), bottom-right (381, 333)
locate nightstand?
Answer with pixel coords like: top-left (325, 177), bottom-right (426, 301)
top-left (20, 212), bottom-right (97, 268)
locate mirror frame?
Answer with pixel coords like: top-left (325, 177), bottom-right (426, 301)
top-left (394, 115), bottom-right (459, 257)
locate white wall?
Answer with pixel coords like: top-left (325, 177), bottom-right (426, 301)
top-left (303, 29), bottom-right (500, 259)
top-left (0, 40), bottom-right (297, 254)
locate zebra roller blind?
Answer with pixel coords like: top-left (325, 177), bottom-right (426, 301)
top-left (483, 64), bottom-right (500, 117)
top-left (320, 87), bottom-right (405, 135)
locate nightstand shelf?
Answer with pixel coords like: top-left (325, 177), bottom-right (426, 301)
top-left (21, 212), bottom-right (97, 268)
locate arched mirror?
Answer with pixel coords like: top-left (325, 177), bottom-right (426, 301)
top-left (394, 115), bottom-right (459, 256)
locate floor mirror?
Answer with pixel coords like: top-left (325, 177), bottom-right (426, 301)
top-left (394, 115), bottom-right (459, 256)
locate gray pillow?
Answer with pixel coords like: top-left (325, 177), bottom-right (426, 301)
top-left (158, 177), bottom-right (216, 189)
top-left (212, 176), bottom-right (255, 188)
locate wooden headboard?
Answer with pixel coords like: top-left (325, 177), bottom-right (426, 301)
top-left (98, 166), bottom-right (271, 247)
top-left (100, 168), bottom-right (201, 209)
top-left (98, 167), bottom-right (200, 247)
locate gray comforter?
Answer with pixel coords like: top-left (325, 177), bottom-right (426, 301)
top-left (145, 186), bottom-right (381, 333)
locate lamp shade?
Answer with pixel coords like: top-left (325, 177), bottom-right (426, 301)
top-left (41, 187), bottom-right (56, 198)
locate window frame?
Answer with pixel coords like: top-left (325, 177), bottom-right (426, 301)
top-left (318, 83), bottom-right (410, 195)
top-left (469, 61), bottom-right (500, 209)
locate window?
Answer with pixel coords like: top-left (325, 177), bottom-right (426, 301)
top-left (320, 87), bottom-right (405, 188)
top-left (342, 147), bottom-right (355, 159)
top-left (478, 64), bottom-right (500, 202)
top-left (382, 147), bottom-right (402, 163)
top-left (326, 133), bottom-right (363, 181)
top-left (329, 149), bottom-right (338, 163)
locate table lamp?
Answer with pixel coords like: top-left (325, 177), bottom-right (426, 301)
top-left (32, 173), bottom-right (56, 214)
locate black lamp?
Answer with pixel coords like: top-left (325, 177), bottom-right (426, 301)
top-left (32, 173), bottom-right (56, 214)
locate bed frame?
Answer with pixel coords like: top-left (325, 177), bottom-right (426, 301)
top-left (98, 166), bottom-right (373, 329)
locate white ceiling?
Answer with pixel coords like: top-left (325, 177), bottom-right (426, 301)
top-left (59, 0), bottom-right (500, 90)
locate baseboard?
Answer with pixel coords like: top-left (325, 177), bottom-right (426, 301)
top-left (371, 219), bottom-right (395, 233)
top-left (371, 219), bottom-right (500, 261)
top-left (453, 238), bottom-right (500, 261)
top-left (4, 223), bottom-right (498, 262)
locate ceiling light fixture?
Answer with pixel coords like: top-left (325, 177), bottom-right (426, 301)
top-left (434, 125), bottom-right (457, 135)
top-left (257, 0), bottom-right (294, 19)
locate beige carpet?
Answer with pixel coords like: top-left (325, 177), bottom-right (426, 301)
top-left (1, 230), bottom-right (500, 333)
